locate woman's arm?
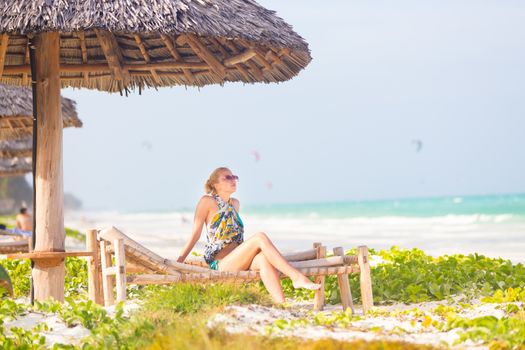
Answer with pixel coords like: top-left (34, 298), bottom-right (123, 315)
top-left (176, 196), bottom-right (210, 263)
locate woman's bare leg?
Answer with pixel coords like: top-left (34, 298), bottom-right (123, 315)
top-left (250, 252), bottom-right (285, 303)
top-left (218, 232), bottom-right (319, 289)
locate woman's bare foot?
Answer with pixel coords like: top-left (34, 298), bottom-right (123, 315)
top-left (291, 275), bottom-right (321, 290)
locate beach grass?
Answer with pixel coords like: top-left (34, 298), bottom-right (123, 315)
top-left (146, 327), bottom-right (440, 350)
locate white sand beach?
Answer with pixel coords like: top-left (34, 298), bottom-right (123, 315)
top-left (65, 210), bottom-right (525, 263)
top-left (4, 295), bottom-right (514, 349)
top-left (207, 299), bottom-right (495, 349)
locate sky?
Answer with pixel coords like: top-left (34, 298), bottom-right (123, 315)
top-left (59, 0), bottom-right (525, 211)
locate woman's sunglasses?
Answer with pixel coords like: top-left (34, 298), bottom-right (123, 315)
top-left (222, 175), bottom-right (239, 182)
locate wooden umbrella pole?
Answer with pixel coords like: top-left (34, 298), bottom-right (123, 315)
top-left (31, 32), bottom-right (65, 302)
top-left (29, 36), bottom-right (37, 305)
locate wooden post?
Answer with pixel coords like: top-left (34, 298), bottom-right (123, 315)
top-left (96, 241), bottom-right (104, 304)
top-left (333, 247), bottom-right (354, 313)
top-left (114, 238), bottom-right (126, 303)
top-left (358, 246), bottom-right (374, 313)
top-left (31, 32), bottom-right (65, 302)
top-left (86, 229), bottom-right (103, 305)
top-left (313, 243), bottom-right (326, 311)
top-left (100, 240), bottom-right (115, 306)
top-left (96, 237), bottom-right (104, 304)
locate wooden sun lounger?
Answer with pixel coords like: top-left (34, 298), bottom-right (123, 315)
top-left (0, 240), bottom-right (30, 254)
top-left (87, 227), bottom-right (374, 313)
top-left (0, 229), bottom-right (30, 254)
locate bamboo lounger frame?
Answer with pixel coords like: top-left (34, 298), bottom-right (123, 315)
top-left (87, 227), bottom-right (374, 313)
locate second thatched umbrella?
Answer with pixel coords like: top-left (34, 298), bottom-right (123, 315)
top-left (1, 84), bottom-right (82, 160)
top-left (0, 0), bottom-right (312, 302)
top-left (0, 157), bottom-right (31, 177)
top-left (0, 84), bottom-right (82, 141)
top-left (0, 139), bottom-right (32, 159)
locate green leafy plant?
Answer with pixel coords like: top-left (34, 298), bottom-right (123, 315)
top-left (482, 287), bottom-right (525, 303)
top-left (0, 259), bottom-right (30, 297)
top-left (283, 246), bottom-right (525, 305)
top-left (0, 324), bottom-right (48, 349)
top-left (0, 264), bottom-right (13, 296)
top-left (442, 310), bottom-right (525, 349)
top-left (0, 257), bottom-right (88, 298)
top-left (65, 228), bottom-right (86, 243)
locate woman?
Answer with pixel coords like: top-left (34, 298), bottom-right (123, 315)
top-left (177, 167), bottom-right (320, 303)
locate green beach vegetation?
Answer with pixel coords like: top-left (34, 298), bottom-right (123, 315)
top-left (283, 246), bottom-right (525, 305)
top-left (0, 247), bottom-right (524, 349)
top-left (64, 227), bottom-right (86, 243)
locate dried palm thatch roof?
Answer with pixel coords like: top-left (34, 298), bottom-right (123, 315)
top-left (0, 138), bottom-right (31, 158)
top-left (0, 84), bottom-right (82, 140)
top-left (0, 157), bottom-right (30, 176)
top-left (0, 0), bottom-right (311, 92)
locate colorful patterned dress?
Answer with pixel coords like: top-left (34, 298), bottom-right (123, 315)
top-left (203, 194), bottom-right (244, 266)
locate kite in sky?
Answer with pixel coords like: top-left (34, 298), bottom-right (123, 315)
top-left (411, 139), bottom-right (423, 152)
top-left (141, 140), bottom-right (152, 151)
top-left (252, 150), bottom-right (261, 162)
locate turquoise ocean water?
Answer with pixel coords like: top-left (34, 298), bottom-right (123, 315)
top-left (245, 193), bottom-right (525, 218)
top-left (240, 193), bottom-right (525, 262)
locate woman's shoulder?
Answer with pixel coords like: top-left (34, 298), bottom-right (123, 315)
top-left (199, 194), bottom-right (216, 204)
top-left (195, 195), bottom-right (216, 215)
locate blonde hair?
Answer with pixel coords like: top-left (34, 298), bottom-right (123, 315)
top-left (205, 167), bottom-right (230, 194)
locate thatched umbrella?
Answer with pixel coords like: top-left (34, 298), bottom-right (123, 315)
top-left (0, 1), bottom-right (310, 90)
top-left (0, 157), bottom-right (31, 176)
top-left (0, 138), bottom-right (31, 159)
top-left (0, 84), bottom-right (82, 159)
top-left (0, 84), bottom-right (82, 141)
top-left (0, 0), bottom-right (311, 302)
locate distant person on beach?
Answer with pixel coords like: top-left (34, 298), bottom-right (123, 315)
top-left (15, 207), bottom-right (32, 231)
top-left (177, 167), bottom-right (320, 304)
